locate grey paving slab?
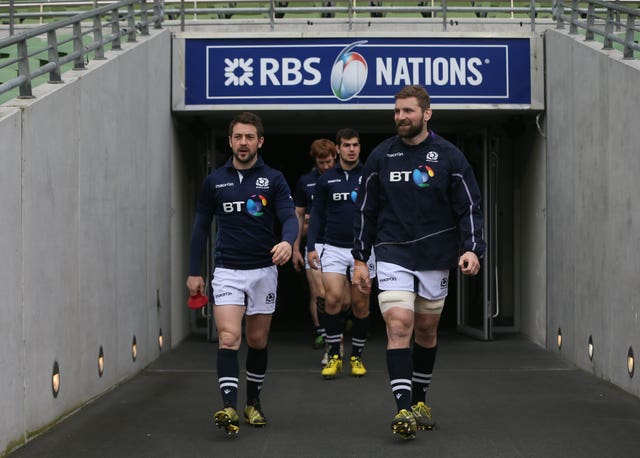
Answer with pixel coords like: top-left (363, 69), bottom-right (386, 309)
top-left (9, 329), bottom-right (640, 458)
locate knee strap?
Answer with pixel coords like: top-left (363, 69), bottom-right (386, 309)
top-left (378, 290), bottom-right (416, 314)
top-left (316, 296), bottom-right (326, 313)
top-left (415, 296), bottom-right (445, 315)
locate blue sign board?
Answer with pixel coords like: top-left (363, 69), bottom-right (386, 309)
top-left (184, 37), bottom-right (531, 107)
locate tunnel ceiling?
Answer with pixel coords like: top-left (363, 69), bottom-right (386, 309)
top-left (174, 108), bottom-right (539, 136)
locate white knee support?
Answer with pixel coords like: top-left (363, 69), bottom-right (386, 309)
top-left (378, 290), bottom-right (416, 314)
top-left (415, 296), bottom-right (445, 315)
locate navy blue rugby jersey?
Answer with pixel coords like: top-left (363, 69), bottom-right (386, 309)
top-left (307, 162), bottom-right (363, 250)
top-left (189, 156), bottom-right (297, 272)
top-left (352, 132), bottom-right (485, 271)
top-left (293, 168), bottom-right (320, 212)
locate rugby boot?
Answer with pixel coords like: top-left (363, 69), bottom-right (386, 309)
top-left (213, 406), bottom-right (240, 436)
top-left (390, 409), bottom-right (417, 440)
top-left (349, 356), bottom-right (367, 377)
top-left (411, 401), bottom-right (437, 430)
top-left (244, 403), bottom-right (267, 427)
top-left (321, 354), bottom-right (342, 379)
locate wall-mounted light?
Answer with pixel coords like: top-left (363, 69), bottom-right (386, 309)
top-left (132, 336), bottom-right (137, 362)
top-left (98, 346), bottom-right (104, 377)
top-left (628, 347), bottom-right (634, 378)
top-left (588, 335), bottom-right (594, 361)
top-left (158, 328), bottom-right (164, 351)
top-left (557, 328), bottom-right (562, 350)
top-left (52, 361), bottom-right (60, 398)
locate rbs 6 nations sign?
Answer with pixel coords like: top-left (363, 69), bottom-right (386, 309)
top-left (178, 36), bottom-right (532, 109)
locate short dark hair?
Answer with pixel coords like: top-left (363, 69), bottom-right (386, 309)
top-left (395, 85), bottom-right (430, 110)
top-left (228, 112), bottom-right (264, 138)
top-left (309, 138), bottom-right (336, 159)
top-left (335, 128), bottom-right (360, 145)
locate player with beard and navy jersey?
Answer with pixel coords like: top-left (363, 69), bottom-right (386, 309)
top-left (307, 128), bottom-right (375, 379)
top-left (351, 85), bottom-right (485, 440)
top-left (291, 139), bottom-right (336, 352)
top-left (186, 112), bottom-right (297, 437)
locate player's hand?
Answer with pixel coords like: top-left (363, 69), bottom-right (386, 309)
top-left (307, 250), bottom-right (320, 270)
top-left (186, 276), bottom-right (205, 296)
top-left (352, 260), bottom-right (371, 295)
top-left (459, 251), bottom-right (480, 276)
top-left (271, 241), bottom-right (293, 266)
top-left (292, 249), bottom-right (304, 272)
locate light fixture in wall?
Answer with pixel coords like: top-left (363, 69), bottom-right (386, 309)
top-left (52, 361), bottom-right (60, 398)
top-left (132, 336), bottom-right (137, 362)
top-left (628, 347), bottom-right (634, 378)
top-left (158, 328), bottom-right (164, 351)
top-left (588, 335), bottom-right (594, 361)
top-left (98, 346), bottom-right (105, 377)
top-left (557, 328), bottom-right (562, 350)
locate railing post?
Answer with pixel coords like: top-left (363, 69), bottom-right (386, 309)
top-left (585, 3), bottom-right (595, 41)
top-left (93, 12), bottom-right (106, 59)
top-left (530, 0), bottom-right (535, 32)
top-left (603, 7), bottom-right (614, 49)
top-left (569, 0), bottom-right (578, 35)
top-left (17, 39), bottom-right (33, 98)
top-left (9, 0), bottom-right (15, 36)
top-left (623, 15), bottom-right (635, 59)
top-left (348, 0), bottom-right (353, 32)
top-left (442, 0), bottom-right (448, 32)
top-left (73, 22), bottom-right (86, 69)
top-left (112, 9), bottom-right (122, 50)
top-left (269, 0), bottom-right (275, 32)
top-left (180, 0), bottom-right (185, 32)
top-left (127, 4), bottom-right (137, 42)
top-left (140, 0), bottom-right (150, 35)
top-left (46, 29), bottom-right (63, 82)
top-left (555, 0), bottom-right (564, 29)
top-left (154, 0), bottom-right (164, 29)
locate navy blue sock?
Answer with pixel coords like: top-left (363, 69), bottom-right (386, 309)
top-left (350, 315), bottom-right (369, 358)
top-left (316, 297), bottom-right (327, 338)
top-left (246, 346), bottom-right (268, 406)
top-left (386, 348), bottom-right (412, 411)
top-left (412, 343), bottom-right (437, 405)
top-left (324, 312), bottom-right (344, 357)
top-left (217, 348), bottom-right (239, 409)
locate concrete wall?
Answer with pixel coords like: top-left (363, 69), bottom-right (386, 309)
top-left (516, 122), bottom-right (547, 345)
top-left (0, 107), bottom-right (25, 452)
top-left (0, 28), bottom-right (179, 453)
top-left (546, 28), bottom-right (640, 397)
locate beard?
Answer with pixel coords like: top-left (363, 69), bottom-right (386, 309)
top-left (396, 120), bottom-right (424, 139)
top-left (233, 148), bottom-right (258, 164)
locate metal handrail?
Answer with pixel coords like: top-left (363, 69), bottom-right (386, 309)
top-left (556, 0), bottom-right (640, 58)
top-left (0, 0), bottom-right (163, 98)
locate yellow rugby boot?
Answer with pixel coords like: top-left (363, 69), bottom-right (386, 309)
top-left (213, 407), bottom-right (240, 436)
top-left (390, 409), bottom-right (417, 440)
top-left (411, 401), bottom-right (437, 430)
top-left (321, 354), bottom-right (343, 379)
top-left (349, 356), bottom-right (367, 377)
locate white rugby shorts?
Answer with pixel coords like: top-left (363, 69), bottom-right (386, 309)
top-left (211, 265), bottom-right (278, 315)
top-left (376, 261), bottom-right (449, 300)
top-left (321, 244), bottom-right (376, 279)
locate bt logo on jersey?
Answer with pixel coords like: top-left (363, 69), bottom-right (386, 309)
top-left (246, 194), bottom-right (268, 216)
top-left (389, 166), bottom-right (436, 188)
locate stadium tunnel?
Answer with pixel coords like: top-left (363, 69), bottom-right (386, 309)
top-left (175, 106), bottom-right (539, 340)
